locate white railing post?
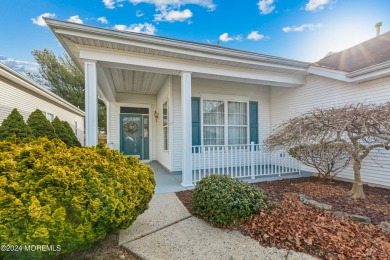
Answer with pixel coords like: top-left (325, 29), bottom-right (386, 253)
top-left (250, 142), bottom-right (255, 179)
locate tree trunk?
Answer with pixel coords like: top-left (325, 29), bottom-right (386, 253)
top-left (346, 160), bottom-right (366, 199)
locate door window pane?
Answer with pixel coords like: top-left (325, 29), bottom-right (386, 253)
top-left (163, 101), bottom-right (168, 151)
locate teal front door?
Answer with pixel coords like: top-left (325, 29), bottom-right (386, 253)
top-left (120, 114), bottom-right (149, 159)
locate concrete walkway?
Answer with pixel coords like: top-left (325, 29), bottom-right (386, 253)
top-left (119, 193), bottom-right (317, 260)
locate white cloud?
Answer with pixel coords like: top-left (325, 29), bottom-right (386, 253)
top-left (129, 0), bottom-right (215, 10)
top-left (219, 33), bottom-right (241, 42)
top-left (97, 16), bottom-right (109, 24)
top-left (0, 55), bottom-right (39, 74)
top-left (103, 0), bottom-right (117, 9)
top-left (154, 9), bottom-right (192, 22)
top-left (113, 23), bottom-right (157, 35)
top-left (68, 15), bottom-right (83, 24)
top-left (257, 0), bottom-right (275, 15)
top-left (305, 0), bottom-right (333, 12)
top-left (31, 13), bottom-right (56, 27)
top-left (136, 10), bottom-right (144, 17)
top-left (247, 31), bottom-right (264, 41)
top-left (282, 23), bottom-right (322, 32)
top-left (219, 33), bottom-right (233, 42)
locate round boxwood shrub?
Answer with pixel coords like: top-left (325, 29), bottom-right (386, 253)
top-left (193, 175), bottom-right (268, 227)
top-left (0, 137), bottom-right (155, 259)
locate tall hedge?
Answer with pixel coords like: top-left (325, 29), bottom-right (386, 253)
top-left (27, 109), bottom-right (56, 139)
top-left (0, 137), bottom-right (155, 259)
top-left (52, 116), bottom-right (73, 147)
top-left (62, 120), bottom-right (81, 147)
top-left (0, 108), bottom-right (32, 140)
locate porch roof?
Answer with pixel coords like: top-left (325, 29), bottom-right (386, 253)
top-left (45, 18), bottom-right (310, 102)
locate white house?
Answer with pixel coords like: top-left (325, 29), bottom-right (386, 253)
top-left (0, 62), bottom-right (85, 145)
top-left (45, 18), bottom-right (390, 187)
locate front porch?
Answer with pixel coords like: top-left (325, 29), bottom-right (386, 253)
top-left (46, 19), bottom-right (310, 186)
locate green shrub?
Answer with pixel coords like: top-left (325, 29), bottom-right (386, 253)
top-left (0, 137), bottom-right (155, 259)
top-left (51, 116), bottom-right (73, 147)
top-left (193, 175), bottom-right (268, 227)
top-left (27, 109), bottom-right (56, 139)
top-left (62, 120), bottom-right (81, 147)
top-left (0, 108), bottom-right (32, 140)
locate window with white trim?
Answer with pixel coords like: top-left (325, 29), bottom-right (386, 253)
top-left (163, 101), bottom-right (169, 151)
top-left (202, 99), bottom-right (248, 145)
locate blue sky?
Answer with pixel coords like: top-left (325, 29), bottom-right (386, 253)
top-left (1, 0), bottom-right (390, 73)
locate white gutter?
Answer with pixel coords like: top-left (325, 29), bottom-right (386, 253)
top-left (308, 63), bottom-right (390, 83)
top-left (346, 60), bottom-right (390, 78)
top-left (0, 62), bottom-right (85, 116)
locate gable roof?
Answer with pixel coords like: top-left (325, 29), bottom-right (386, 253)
top-left (313, 31), bottom-right (390, 72)
top-left (0, 62), bottom-right (85, 116)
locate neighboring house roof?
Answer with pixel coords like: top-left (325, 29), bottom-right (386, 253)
top-left (313, 31), bottom-right (390, 72)
top-left (0, 62), bottom-right (85, 116)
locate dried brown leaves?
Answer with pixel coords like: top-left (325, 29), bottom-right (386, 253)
top-left (241, 194), bottom-right (390, 259)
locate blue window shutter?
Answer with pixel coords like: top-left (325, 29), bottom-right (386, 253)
top-left (192, 97), bottom-right (201, 146)
top-left (250, 101), bottom-right (259, 144)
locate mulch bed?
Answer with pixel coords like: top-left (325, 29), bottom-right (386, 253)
top-left (253, 177), bottom-right (390, 225)
top-left (175, 177), bottom-right (390, 260)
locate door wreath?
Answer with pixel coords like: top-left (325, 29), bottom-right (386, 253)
top-left (123, 120), bottom-right (138, 134)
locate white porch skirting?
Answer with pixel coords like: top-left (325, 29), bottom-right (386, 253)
top-left (191, 143), bottom-right (301, 184)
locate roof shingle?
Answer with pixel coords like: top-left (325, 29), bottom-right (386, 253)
top-left (313, 31), bottom-right (390, 72)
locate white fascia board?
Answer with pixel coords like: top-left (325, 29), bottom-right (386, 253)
top-left (307, 65), bottom-right (350, 82)
top-left (53, 28), bottom-right (308, 74)
top-left (79, 47), bottom-right (306, 87)
top-left (0, 63), bottom-right (85, 116)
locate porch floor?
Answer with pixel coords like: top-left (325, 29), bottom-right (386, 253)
top-left (148, 161), bottom-right (312, 194)
top-left (148, 161), bottom-right (189, 194)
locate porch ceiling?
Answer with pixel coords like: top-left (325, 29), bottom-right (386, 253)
top-left (101, 66), bottom-right (168, 95)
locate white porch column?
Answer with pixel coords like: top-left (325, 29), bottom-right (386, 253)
top-left (84, 60), bottom-right (98, 146)
top-left (180, 71), bottom-right (193, 187)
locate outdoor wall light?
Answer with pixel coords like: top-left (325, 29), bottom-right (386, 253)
top-left (154, 110), bottom-right (159, 122)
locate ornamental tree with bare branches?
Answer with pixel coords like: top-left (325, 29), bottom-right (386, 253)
top-left (288, 142), bottom-right (351, 181)
top-left (265, 103), bottom-right (390, 199)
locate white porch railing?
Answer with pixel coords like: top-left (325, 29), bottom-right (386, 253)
top-left (191, 142), bottom-right (301, 184)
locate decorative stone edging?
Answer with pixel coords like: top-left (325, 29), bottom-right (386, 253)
top-left (298, 194), bottom-right (389, 232)
top-left (299, 194), bottom-right (333, 210)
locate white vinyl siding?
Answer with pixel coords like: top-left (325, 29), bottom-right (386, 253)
top-left (0, 75), bottom-right (84, 145)
top-left (271, 75), bottom-right (390, 187)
